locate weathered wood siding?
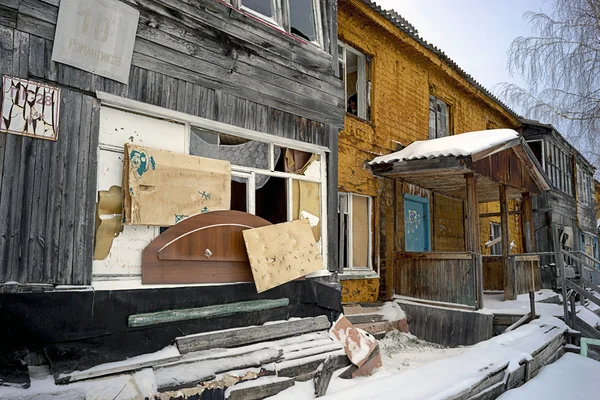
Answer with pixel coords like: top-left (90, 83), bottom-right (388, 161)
top-left (397, 300), bottom-right (493, 346)
top-left (0, 0), bottom-right (344, 284)
top-left (482, 256), bottom-right (503, 291)
top-left (394, 252), bottom-right (476, 306)
top-left (482, 255), bottom-right (541, 294)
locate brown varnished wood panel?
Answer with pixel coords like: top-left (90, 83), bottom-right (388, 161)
top-left (142, 210), bottom-right (271, 284)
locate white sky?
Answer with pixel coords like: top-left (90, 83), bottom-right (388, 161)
top-left (372, 0), bottom-right (548, 97)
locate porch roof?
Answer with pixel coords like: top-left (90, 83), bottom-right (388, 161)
top-left (369, 129), bottom-right (551, 203)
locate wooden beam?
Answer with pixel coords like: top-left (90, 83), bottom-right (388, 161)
top-left (521, 192), bottom-right (534, 253)
top-left (128, 298), bottom-right (290, 327)
top-left (465, 173), bottom-right (483, 309)
top-left (370, 157), bottom-right (463, 176)
top-left (479, 211), bottom-right (521, 218)
top-left (175, 316), bottom-right (331, 353)
top-left (500, 184), bottom-right (516, 300)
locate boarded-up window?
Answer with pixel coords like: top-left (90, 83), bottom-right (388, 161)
top-left (338, 193), bottom-right (372, 269)
top-left (352, 195), bottom-right (369, 268)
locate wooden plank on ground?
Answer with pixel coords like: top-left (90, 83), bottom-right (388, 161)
top-left (346, 314), bottom-right (386, 324)
top-left (313, 356), bottom-right (337, 397)
top-left (227, 377), bottom-right (295, 400)
top-left (243, 219), bottom-right (325, 293)
top-left (176, 316), bottom-right (331, 353)
top-left (56, 346), bottom-right (181, 384)
top-left (128, 298), bottom-right (289, 327)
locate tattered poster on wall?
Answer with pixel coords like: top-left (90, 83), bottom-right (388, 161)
top-left (0, 76), bottom-right (60, 141)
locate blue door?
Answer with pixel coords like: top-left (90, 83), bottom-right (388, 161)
top-left (404, 195), bottom-right (430, 252)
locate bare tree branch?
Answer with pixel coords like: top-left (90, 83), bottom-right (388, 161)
top-left (499, 0), bottom-right (600, 175)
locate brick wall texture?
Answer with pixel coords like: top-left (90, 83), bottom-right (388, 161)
top-left (337, 0), bottom-right (522, 301)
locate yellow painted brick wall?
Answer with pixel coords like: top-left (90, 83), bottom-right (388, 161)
top-left (338, 0), bottom-right (520, 301)
top-left (341, 278), bottom-right (380, 303)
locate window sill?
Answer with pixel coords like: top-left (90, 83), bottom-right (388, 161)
top-left (344, 112), bottom-right (375, 128)
top-left (339, 270), bottom-right (379, 280)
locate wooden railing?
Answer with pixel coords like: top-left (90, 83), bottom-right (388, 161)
top-left (482, 254), bottom-right (541, 295)
top-left (394, 252), bottom-right (476, 307)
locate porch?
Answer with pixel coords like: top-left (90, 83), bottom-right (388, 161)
top-left (371, 129), bottom-right (551, 309)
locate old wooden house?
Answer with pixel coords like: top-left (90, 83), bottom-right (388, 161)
top-left (0, 0), bottom-right (346, 388)
top-left (521, 119), bottom-right (599, 265)
top-left (335, 0), bottom-right (550, 319)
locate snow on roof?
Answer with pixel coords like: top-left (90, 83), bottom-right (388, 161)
top-left (370, 129), bottom-right (519, 165)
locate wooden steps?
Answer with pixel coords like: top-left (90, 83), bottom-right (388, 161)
top-left (176, 315), bottom-right (331, 353)
top-left (153, 315), bottom-right (345, 397)
top-left (342, 302), bottom-right (409, 338)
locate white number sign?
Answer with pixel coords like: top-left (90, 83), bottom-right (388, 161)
top-left (0, 76), bottom-right (61, 141)
top-left (52, 0), bottom-right (139, 84)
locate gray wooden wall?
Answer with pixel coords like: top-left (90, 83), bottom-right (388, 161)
top-left (0, 0), bottom-right (344, 284)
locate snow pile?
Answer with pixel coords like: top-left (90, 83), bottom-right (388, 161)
top-left (370, 129), bottom-right (518, 164)
top-left (378, 331), bottom-right (466, 373)
top-left (378, 302), bottom-right (407, 321)
top-left (316, 316), bottom-right (567, 400)
top-left (497, 353), bottom-right (600, 399)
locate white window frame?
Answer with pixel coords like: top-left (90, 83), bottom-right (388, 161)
top-left (230, 0), bottom-right (324, 47)
top-left (429, 95), bottom-right (450, 139)
top-left (338, 41), bottom-right (370, 120)
top-left (338, 192), bottom-right (375, 275)
top-left (96, 91), bottom-right (329, 268)
top-left (489, 222), bottom-right (502, 256)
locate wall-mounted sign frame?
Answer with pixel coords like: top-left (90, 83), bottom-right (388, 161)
top-left (0, 76), bottom-right (61, 141)
top-left (52, 0), bottom-right (139, 84)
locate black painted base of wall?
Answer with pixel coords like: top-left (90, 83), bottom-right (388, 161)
top-left (0, 280), bottom-right (341, 383)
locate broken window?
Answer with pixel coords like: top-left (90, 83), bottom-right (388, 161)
top-left (429, 96), bottom-right (450, 139)
top-left (338, 41), bottom-right (372, 121)
top-left (526, 140), bottom-right (543, 165)
top-left (234, 0), bottom-right (323, 46)
top-left (338, 193), bottom-right (372, 270)
top-left (489, 222), bottom-right (501, 256)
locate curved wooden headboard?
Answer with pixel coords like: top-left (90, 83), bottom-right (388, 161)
top-left (142, 210), bottom-right (272, 284)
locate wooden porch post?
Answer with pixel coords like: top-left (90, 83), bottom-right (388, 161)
top-left (521, 192), bottom-right (535, 253)
top-left (465, 173), bottom-right (483, 308)
top-left (500, 184), bottom-right (515, 300)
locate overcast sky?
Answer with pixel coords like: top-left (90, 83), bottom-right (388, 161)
top-left (373, 0), bottom-right (549, 102)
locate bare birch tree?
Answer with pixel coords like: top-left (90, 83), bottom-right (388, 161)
top-left (499, 0), bottom-right (600, 173)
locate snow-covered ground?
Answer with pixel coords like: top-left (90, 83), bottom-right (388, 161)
top-left (270, 316), bottom-right (571, 400)
top-left (482, 289), bottom-right (563, 316)
top-left (497, 353), bottom-right (600, 399)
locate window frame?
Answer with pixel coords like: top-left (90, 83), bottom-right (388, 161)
top-left (338, 41), bottom-right (372, 121)
top-left (489, 222), bottom-right (502, 256)
top-left (544, 140), bottom-right (573, 196)
top-left (338, 192), bottom-right (375, 274)
top-left (96, 91), bottom-right (330, 269)
top-left (429, 95), bottom-right (451, 139)
top-left (230, 0), bottom-right (324, 47)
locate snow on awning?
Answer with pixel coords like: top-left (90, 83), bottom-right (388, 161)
top-left (370, 129), bottom-right (519, 165)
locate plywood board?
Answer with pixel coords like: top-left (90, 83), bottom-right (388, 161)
top-left (293, 180), bottom-right (321, 241)
top-left (352, 195), bottom-right (369, 268)
top-left (123, 143), bottom-right (231, 226)
top-left (242, 219), bottom-right (325, 293)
